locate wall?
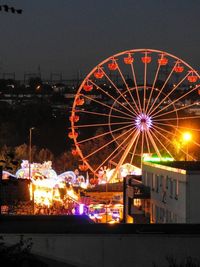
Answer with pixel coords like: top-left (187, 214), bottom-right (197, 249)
top-left (142, 162), bottom-right (187, 223)
top-left (2, 233), bottom-right (200, 267)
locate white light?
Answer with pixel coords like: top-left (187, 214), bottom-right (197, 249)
top-left (135, 113), bottom-right (152, 131)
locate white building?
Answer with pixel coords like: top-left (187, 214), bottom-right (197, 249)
top-left (142, 161), bottom-right (200, 223)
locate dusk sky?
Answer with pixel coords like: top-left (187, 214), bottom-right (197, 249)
top-left (0, 0), bottom-right (200, 80)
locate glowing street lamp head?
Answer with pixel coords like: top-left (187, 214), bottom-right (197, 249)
top-left (183, 132), bottom-right (192, 142)
top-left (135, 113), bottom-right (152, 131)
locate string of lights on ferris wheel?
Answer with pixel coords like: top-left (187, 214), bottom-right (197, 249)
top-left (69, 48), bottom-right (200, 180)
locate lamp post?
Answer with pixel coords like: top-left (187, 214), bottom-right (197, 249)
top-left (182, 132), bottom-right (192, 161)
top-left (29, 127), bottom-right (35, 214)
top-left (29, 127), bottom-right (34, 179)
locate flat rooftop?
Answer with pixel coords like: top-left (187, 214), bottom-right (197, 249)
top-left (144, 161), bottom-right (200, 172)
top-left (1, 215), bottom-right (200, 234)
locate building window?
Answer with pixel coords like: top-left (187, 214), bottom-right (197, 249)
top-left (151, 173), bottom-right (155, 191)
top-left (166, 176), bottom-right (170, 190)
top-left (170, 179), bottom-right (173, 198)
top-left (156, 175), bottom-right (159, 192)
top-left (160, 175), bottom-right (163, 187)
top-left (174, 179), bottom-right (179, 200)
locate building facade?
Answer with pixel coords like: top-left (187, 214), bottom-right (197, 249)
top-left (142, 161), bottom-right (200, 223)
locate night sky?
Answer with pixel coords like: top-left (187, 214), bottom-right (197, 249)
top-left (0, 0), bottom-right (200, 80)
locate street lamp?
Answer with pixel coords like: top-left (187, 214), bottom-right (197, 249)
top-left (182, 132), bottom-right (192, 161)
top-left (29, 127), bottom-right (35, 179)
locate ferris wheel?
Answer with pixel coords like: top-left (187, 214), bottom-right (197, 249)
top-left (69, 48), bottom-right (200, 181)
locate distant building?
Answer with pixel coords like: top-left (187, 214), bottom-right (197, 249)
top-left (123, 175), bottom-right (150, 223)
top-left (142, 161), bottom-right (200, 223)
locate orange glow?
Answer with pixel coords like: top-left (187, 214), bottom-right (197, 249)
top-left (68, 131), bottom-right (78, 139)
top-left (76, 98), bottom-right (84, 106)
top-left (187, 74), bottom-right (198, 83)
top-left (94, 69), bottom-right (104, 79)
top-left (71, 149), bottom-right (79, 156)
top-left (30, 178), bottom-right (80, 210)
top-left (141, 56), bottom-right (151, 64)
top-left (124, 55), bottom-right (134, 64)
top-left (108, 60), bottom-right (118, 71)
top-left (174, 64), bottom-right (184, 73)
top-left (69, 115), bottom-right (80, 123)
top-left (158, 56), bottom-right (168, 66)
top-left (79, 164), bottom-right (89, 171)
top-left (183, 132), bottom-right (192, 142)
top-left (83, 82), bottom-right (93, 92)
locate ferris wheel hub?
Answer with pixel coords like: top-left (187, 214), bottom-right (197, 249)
top-left (135, 113), bottom-right (152, 131)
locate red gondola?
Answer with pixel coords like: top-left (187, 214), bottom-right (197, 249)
top-left (174, 64), bottom-right (184, 73)
top-left (79, 164), bottom-right (88, 171)
top-left (69, 115), bottom-right (79, 123)
top-left (158, 57), bottom-right (168, 66)
top-left (187, 73), bottom-right (198, 83)
top-left (83, 83), bottom-right (93, 92)
top-left (76, 98), bottom-right (84, 106)
top-left (141, 56), bottom-right (151, 64)
top-left (124, 55), bottom-right (134, 64)
top-left (71, 149), bottom-right (79, 156)
top-left (108, 61), bottom-right (118, 71)
top-left (68, 131), bottom-right (78, 139)
top-left (94, 69), bottom-right (104, 79)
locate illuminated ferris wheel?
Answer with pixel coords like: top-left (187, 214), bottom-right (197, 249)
top-left (69, 48), bottom-right (200, 181)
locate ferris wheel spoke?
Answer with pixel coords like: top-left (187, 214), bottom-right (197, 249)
top-left (153, 124), bottom-right (196, 160)
top-left (89, 79), bottom-right (138, 117)
top-left (84, 127), bottom-right (134, 160)
top-left (74, 109), bottom-right (133, 121)
top-left (152, 101), bottom-right (200, 120)
top-left (147, 61), bottom-right (178, 115)
top-left (100, 67), bottom-right (138, 115)
top-left (151, 84), bottom-right (200, 118)
top-left (149, 128), bottom-right (174, 158)
top-left (145, 62), bottom-right (161, 114)
top-left (140, 131), bottom-right (145, 168)
top-left (153, 120), bottom-right (200, 133)
top-left (130, 133), bottom-right (140, 165)
top-left (80, 93), bottom-right (134, 118)
top-left (108, 129), bottom-right (141, 182)
top-left (166, 126), bottom-right (200, 153)
top-left (144, 130), bottom-right (151, 155)
top-left (78, 123), bottom-right (133, 144)
top-left (109, 145), bottom-right (125, 164)
top-left (149, 72), bottom-right (190, 117)
top-left (146, 130), bottom-right (162, 158)
top-left (156, 125), bottom-right (200, 150)
top-left (94, 128), bottom-right (138, 173)
top-left (143, 52), bottom-right (148, 112)
top-left (130, 63), bottom-right (142, 112)
top-left (114, 59), bottom-right (141, 114)
top-left (72, 120), bottom-right (133, 129)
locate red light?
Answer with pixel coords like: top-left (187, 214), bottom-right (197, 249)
top-left (79, 164), bottom-right (88, 171)
top-left (71, 149), bottom-right (79, 156)
top-left (158, 57), bottom-right (168, 66)
top-left (141, 56), bottom-right (151, 64)
top-left (69, 115), bottom-right (79, 123)
top-left (187, 74), bottom-right (198, 83)
top-left (94, 69), bottom-right (104, 79)
top-left (174, 65), bottom-right (184, 73)
top-left (124, 55), bottom-right (134, 64)
top-left (83, 83), bottom-right (93, 92)
top-left (108, 62), bottom-right (118, 71)
top-left (68, 131), bottom-right (78, 139)
top-left (76, 98), bottom-right (84, 106)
